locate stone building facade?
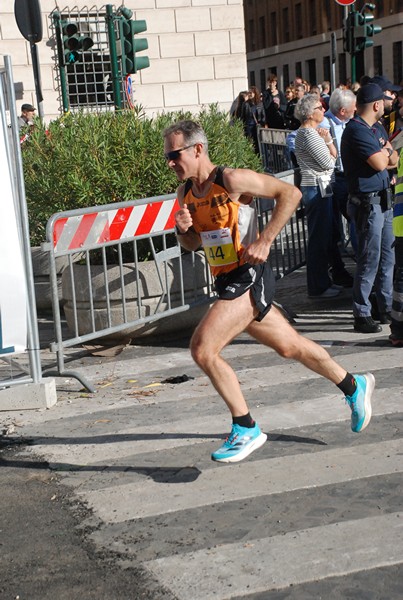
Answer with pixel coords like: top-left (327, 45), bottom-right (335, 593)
top-left (243, 0), bottom-right (402, 92)
top-left (0, 0), bottom-right (248, 121)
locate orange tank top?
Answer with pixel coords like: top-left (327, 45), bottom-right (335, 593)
top-left (183, 167), bottom-right (258, 277)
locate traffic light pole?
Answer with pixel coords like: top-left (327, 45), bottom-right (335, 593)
top-left (52, 12), bottom-right (70, 113)
top-left (105, 4), bottom-right (122, 110)
top-left (348, 7), bottom-right (357, 84)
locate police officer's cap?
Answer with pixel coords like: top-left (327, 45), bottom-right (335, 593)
top-left (356, 83), bottom-right (392, 105)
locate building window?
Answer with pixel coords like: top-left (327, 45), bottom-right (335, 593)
top-left (324, 0), bottom-right (332, 31)
top-left (296, 61), bottom-right (302, 78)
top-left (393, 41), bottom-right (402, 84)
top-left (377, 0), bottom-right (384, 17)
top-left (306, 59), bottom-right (317, 85)
top-left (249, 19), bottom-right (256, 51)
top-left (373, 46), bottom-right (383, 76)
top-left (295, 4), bottom-right (303, 39)
top-left (259, 16), bottom-right (266, 48)
top-left (250, 71), bottom-right (256, 87)
top-left (283, 64), bottom-right (290, 87)
top-left (270, 12), bottom-right (277, 46)
top-left (310, 0), bottom-right (317, 35)
top-left (323, 56), bottom-right (331, 82)
top-left (260, 69), bottom-right (266, 92)
top-left (282, 8), bottom-right (290, 43)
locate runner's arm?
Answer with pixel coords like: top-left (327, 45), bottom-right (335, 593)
top-left (174, 186), bottom-right (202, 252)
top-left (224, 168), bottom-right (302, 264)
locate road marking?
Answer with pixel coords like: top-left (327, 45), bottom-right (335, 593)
top-left (145, 512), bottom-right (403, 600)
top-left (78, 438), bottom-right (403, 522)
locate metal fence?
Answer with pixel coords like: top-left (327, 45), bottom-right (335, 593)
top-left (43, 171), bottom-right (306, 392)
top-left (258, 127), bottom-right (294, 174)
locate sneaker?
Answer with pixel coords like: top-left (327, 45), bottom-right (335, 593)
top-left (345, 373), bottom-right (375, 433)
top-left (211, 423), bottom-right (267, 463)
top-left (308, 286), bottom-right (341, 299)
top-left (354, 316), bottom-right (382, 334)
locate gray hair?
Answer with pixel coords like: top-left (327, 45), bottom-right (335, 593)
top-left (163, 120), bottom-right (209, 153)
top-left (294, 94), bottom-right (319, 123)
top-left (329, 89), bottom-right (356, 114)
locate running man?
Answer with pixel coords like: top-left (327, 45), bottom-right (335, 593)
top-left (163, 119), bottom-right (374, 463)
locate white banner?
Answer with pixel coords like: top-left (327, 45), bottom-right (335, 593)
top-left (0, 109), bottom-right (27, 355)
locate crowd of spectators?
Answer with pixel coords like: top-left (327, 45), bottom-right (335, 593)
top-left (230, 73), bottom-right (403, 345)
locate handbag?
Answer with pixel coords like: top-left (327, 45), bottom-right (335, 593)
top-left (317, 173), bottom-right (333, 198)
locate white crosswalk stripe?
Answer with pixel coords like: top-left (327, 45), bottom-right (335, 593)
top-left (23, 324), bottom-right (403, 597)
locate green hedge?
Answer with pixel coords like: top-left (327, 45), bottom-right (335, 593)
top-left (22, 104), bottom-right (262, 247)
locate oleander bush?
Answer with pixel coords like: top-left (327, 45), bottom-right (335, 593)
top-left (22, 104), bottom-right (262, 249)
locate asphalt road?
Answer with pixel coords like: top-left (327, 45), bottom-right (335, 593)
top-left (1, 266), bottom-right (402, 599)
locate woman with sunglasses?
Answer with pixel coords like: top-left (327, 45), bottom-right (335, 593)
top-left (294, 94), bottom-right (339, 298)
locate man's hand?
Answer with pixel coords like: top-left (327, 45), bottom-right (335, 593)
top-left (175, 203), bottom-right (193, 233)
top-left (241, 238), bottom-right (272, 265)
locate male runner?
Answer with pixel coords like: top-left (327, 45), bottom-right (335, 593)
top-left (163, 119), bottom-right (374, 463)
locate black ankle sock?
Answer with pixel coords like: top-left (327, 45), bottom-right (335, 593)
top-left (337, 373), bottom-right (357, 397)
top-left (233, 413), bottom-right (255, 428)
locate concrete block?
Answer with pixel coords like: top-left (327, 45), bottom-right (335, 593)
top-left (164, 81), bottom-right (198, 106)
top-left (160, 33), bottom-right (195, 58)
top-left (198, 79), bottom-right (233, 104)
top-left (214, 54), bottom-right (247, 79)
top-left (180, 57), bottom-right (214, 81)
top-left (211, 5), bottom-right (244, 30)
top-left (232, 77), bottom-right (249, 96)
top-left (195, 31), bottom-right (230, 56)
top-left (127, 0), bottom-right (156, 8)
top-left (0, 379), bottom-right (57, 411)
top-left (141, 59), bottom-right (180, 84)
top-left (141, 35), bottom-right (160, 60)
top-left (0, 13), bottom-right (22, 39)
top-left (192, 0), bottom-right (225, 5)
top-left (0, 40), bottom-right (29, 65)
top-left (137, 9), bottom-right (176, 33)
top-left (176, 8), bottom-right (211, 32)
top-left (135, 83), bottom-right (164, 109)
top-left (230, 29), bottom-right (247, 54)
top-left (156, 0), bottom-right (190, 7)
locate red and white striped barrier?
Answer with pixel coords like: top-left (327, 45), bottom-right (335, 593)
top-left (53, 197), bottom-right (180, 253)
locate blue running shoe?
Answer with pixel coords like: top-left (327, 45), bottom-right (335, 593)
top-left (211, 423), bottom-right (267, 463)
top-left (345, 373), bottom-right (375, 433)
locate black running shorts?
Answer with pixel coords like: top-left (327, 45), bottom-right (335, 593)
top-left (214, 262), bottom-right (276, 322)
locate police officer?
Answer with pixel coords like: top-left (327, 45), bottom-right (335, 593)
top-left (341, 83), bottom-right (399, 334)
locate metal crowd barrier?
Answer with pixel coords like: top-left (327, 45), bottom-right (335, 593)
top-left (258, 127), bottom-right (294, 174)
top-left (43, 172), bottom-right (306, 392)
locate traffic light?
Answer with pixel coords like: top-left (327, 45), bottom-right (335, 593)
top-left (343, 11), bottom-right (355, 54)
top-left (347, 5), bottom-right (382, 54)
top-left (116, 6), bottom-right (149, 76)
top-left (62, 20), bottom-right (94, 64)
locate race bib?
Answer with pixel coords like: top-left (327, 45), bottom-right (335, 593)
top-left (200, 228), bottom-right (238, 267)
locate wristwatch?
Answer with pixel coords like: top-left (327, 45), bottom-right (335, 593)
top-left (384, 146), bottom-right (393, 157)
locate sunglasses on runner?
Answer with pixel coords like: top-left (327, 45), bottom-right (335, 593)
top-left (164, 144), bottom-right (195, 161)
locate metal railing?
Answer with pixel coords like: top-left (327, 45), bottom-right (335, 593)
top-left (258, 127), bottom-right (294, 174)
top-left (43, 170), bottom-right (306, 392)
